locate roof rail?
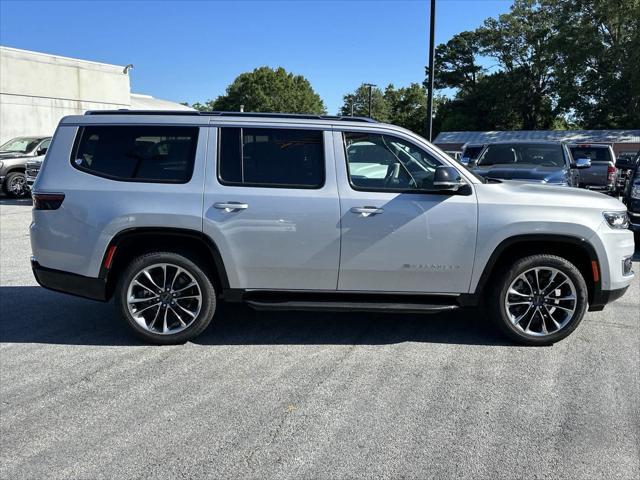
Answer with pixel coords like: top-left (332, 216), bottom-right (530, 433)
top-left (84, 110), bottom-right (378, 123)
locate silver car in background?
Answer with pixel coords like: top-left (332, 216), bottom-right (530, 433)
top-left (0, 136), bottom-right (51, 197)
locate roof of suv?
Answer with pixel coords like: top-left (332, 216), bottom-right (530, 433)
top-left (83, 110), bottom-right (377, 124)
top-left (482, 140), bottom-right (565, 146)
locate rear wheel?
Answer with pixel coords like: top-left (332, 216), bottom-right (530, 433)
top-left (3, 171), bottom-right (29, 198)
top-left (489, 254), bottom-right (588, 345)
top-left (117, 252), bottom-right (216, 344)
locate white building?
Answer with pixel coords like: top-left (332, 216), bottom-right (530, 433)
top-left (0, 46), bottom-right (192, 144)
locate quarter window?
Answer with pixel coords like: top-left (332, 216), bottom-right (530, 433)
top-left (218, 128), bottom-right (324, 188)
top-left (72, 126), bottom-right (198, 183)
top-left (343, 132), bottom-right (442, 191)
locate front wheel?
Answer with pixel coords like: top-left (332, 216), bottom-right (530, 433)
top-left (117, 251), bottom-right (216, 344)
top-left (488, 254), bottom-right (588, 345)
top-left (3, 171), bottom-right (29, 198)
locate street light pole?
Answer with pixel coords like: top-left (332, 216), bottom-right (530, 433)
top-left (363, 83), bottom-right (376, 118)
top-left (426, 0), bottom-right (436, 141)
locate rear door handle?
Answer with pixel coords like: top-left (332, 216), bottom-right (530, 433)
top-left (350, 206), bottom-right (383, 216)
top-left (214, 202), bottom-right (248, 212)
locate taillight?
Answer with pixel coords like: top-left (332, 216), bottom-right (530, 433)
top-left (607, 165), bottom-right (616, 183)
top-left (32, 193), bottom-right (65, 210)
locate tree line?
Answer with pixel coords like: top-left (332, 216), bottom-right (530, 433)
top-left (186, 0), bottom-right (639, 137)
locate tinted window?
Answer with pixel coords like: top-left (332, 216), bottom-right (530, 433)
top-left (570, 146), bottom-right (612, 163)
top-left (478, 143), bottom-right (565, 167)
top-left (344, 132), bottom-right (442, 191)
top-left (218, 128), bottom-right (324, 188)
top-left (462, 146), bottom-right (484, 160)
top-left (72, 126), bottom-right (198, 182)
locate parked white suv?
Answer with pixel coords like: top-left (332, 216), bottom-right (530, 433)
top-left (30, 112), bottom-right (635, 345)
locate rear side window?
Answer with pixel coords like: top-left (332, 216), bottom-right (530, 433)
top-left (570, 146), bottom-right (611, 163)
top-left (72, 126), bottom-right (198, 183)
top-left (218, 127), bottom-right (324, 188)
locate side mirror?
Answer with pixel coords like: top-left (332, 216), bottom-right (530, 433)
top-left (460, 157), bottom-right (470, 166)
top-left (574, 157), bottom-right (591, 169)
top-left (36, 147), bottom-right (48, 156)
top-left (433, 166), bottom-right (464, 191)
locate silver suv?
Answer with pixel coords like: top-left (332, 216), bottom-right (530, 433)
top-left (30, 112), bottom-right (635, 345)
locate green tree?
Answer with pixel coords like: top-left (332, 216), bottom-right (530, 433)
top-left (427, 31), bottom-right (483, 92)
top-left (338, 84), bottom-right (390, 121)
top-left (190, 67), bottom-right (326, 114)
top-left (476, 0), bottom-right (560, 129)
top-left (384, 83), bottom-right (430, 135)
top-left (550, 0), bottom-right (640, 128)
top-left (429, 0), bottom-right (640, 131)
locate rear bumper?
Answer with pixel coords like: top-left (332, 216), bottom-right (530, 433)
top-left (31, 259), bottom-right (107, 301)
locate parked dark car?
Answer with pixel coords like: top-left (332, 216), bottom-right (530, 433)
top-left (469, 141), bottom-right (590, 186)
top-left (567, 144), bottom-right (617, 194)
top-left (616, 150), bottom-right (639, 193)
top-left (25, 158), bottom-right (44, 188)
top-left (460, 142), bottom-right (485, 166)
top-left (621, 152), bottom-right (640, 240)
top-left (0, 136), bottom-right (51, 197)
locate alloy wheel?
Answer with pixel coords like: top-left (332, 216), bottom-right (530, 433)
top-left (9, 175), bottom-right (27, 196)
top-left (126, 263), bottom-right (202, 335)
top-left (504, 267), bottom-right (577, 337)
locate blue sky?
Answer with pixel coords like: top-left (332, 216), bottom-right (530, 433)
top-left (0, 0), bottom-right (512, 113)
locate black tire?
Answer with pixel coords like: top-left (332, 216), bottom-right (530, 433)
top-left (117, 251), bottom-right (216, 345)
top-left (3, 171), bottom-right (29, 198)
top-left (488, 254), bottom-right (588, 346)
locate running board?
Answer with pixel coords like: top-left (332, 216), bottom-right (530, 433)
top-left (245, 300), bottom-right (459, 314)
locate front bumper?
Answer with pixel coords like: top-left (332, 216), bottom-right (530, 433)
top-left (627, 210), bottom-right (640, 232)
top-left (31, 259), bottom-right (107, 301)
top-left (589, 286), bottom-right (630, 311)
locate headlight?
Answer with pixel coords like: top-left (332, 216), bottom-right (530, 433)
top-left (632, 183), bottom-right (640, 200)
top-left (603, 211), bottom-right (630, 229)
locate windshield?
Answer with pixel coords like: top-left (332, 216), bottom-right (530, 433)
top-left (477, 144), bottom-right (565, 167)
top-left (0, 137), bottom-right (43, 153)
top-left (462, 146), bottom-right (484, 160)
top-left (569, 146), bottom-right (612, 163)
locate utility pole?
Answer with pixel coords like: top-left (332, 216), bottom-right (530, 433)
top-left (363, 83), bottom-right (376, 118)
top-left (426, 0), bottom-right (436, 141)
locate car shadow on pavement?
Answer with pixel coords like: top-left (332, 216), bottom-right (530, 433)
top-left (0, 286), bottom-right (513, 347)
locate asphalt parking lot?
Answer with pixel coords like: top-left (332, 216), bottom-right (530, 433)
top-left (1, 197), bottom-right (639, 480)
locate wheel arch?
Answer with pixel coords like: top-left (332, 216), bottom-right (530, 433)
top-left (473, 234), bottom-right (601, 306)
top-left (101, 227), bottom-right (230, 300)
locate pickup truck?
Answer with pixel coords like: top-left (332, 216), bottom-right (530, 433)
top-left (469, 141), bottom-right (590, 186)
top-left (621, 152), bottom-right (640, 240)
top-left (567, 144), bottom-right (617, 195)
top-left (0, 136), bottom-right (51, 197)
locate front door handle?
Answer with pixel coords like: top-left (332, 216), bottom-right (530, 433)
top-left (214, 202), bottom-right (249, 212)
top-left (350, 206), bottom-right (383, 216)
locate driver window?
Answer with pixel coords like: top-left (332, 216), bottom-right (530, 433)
top-left (343, 132), bottom-right (442, 191)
